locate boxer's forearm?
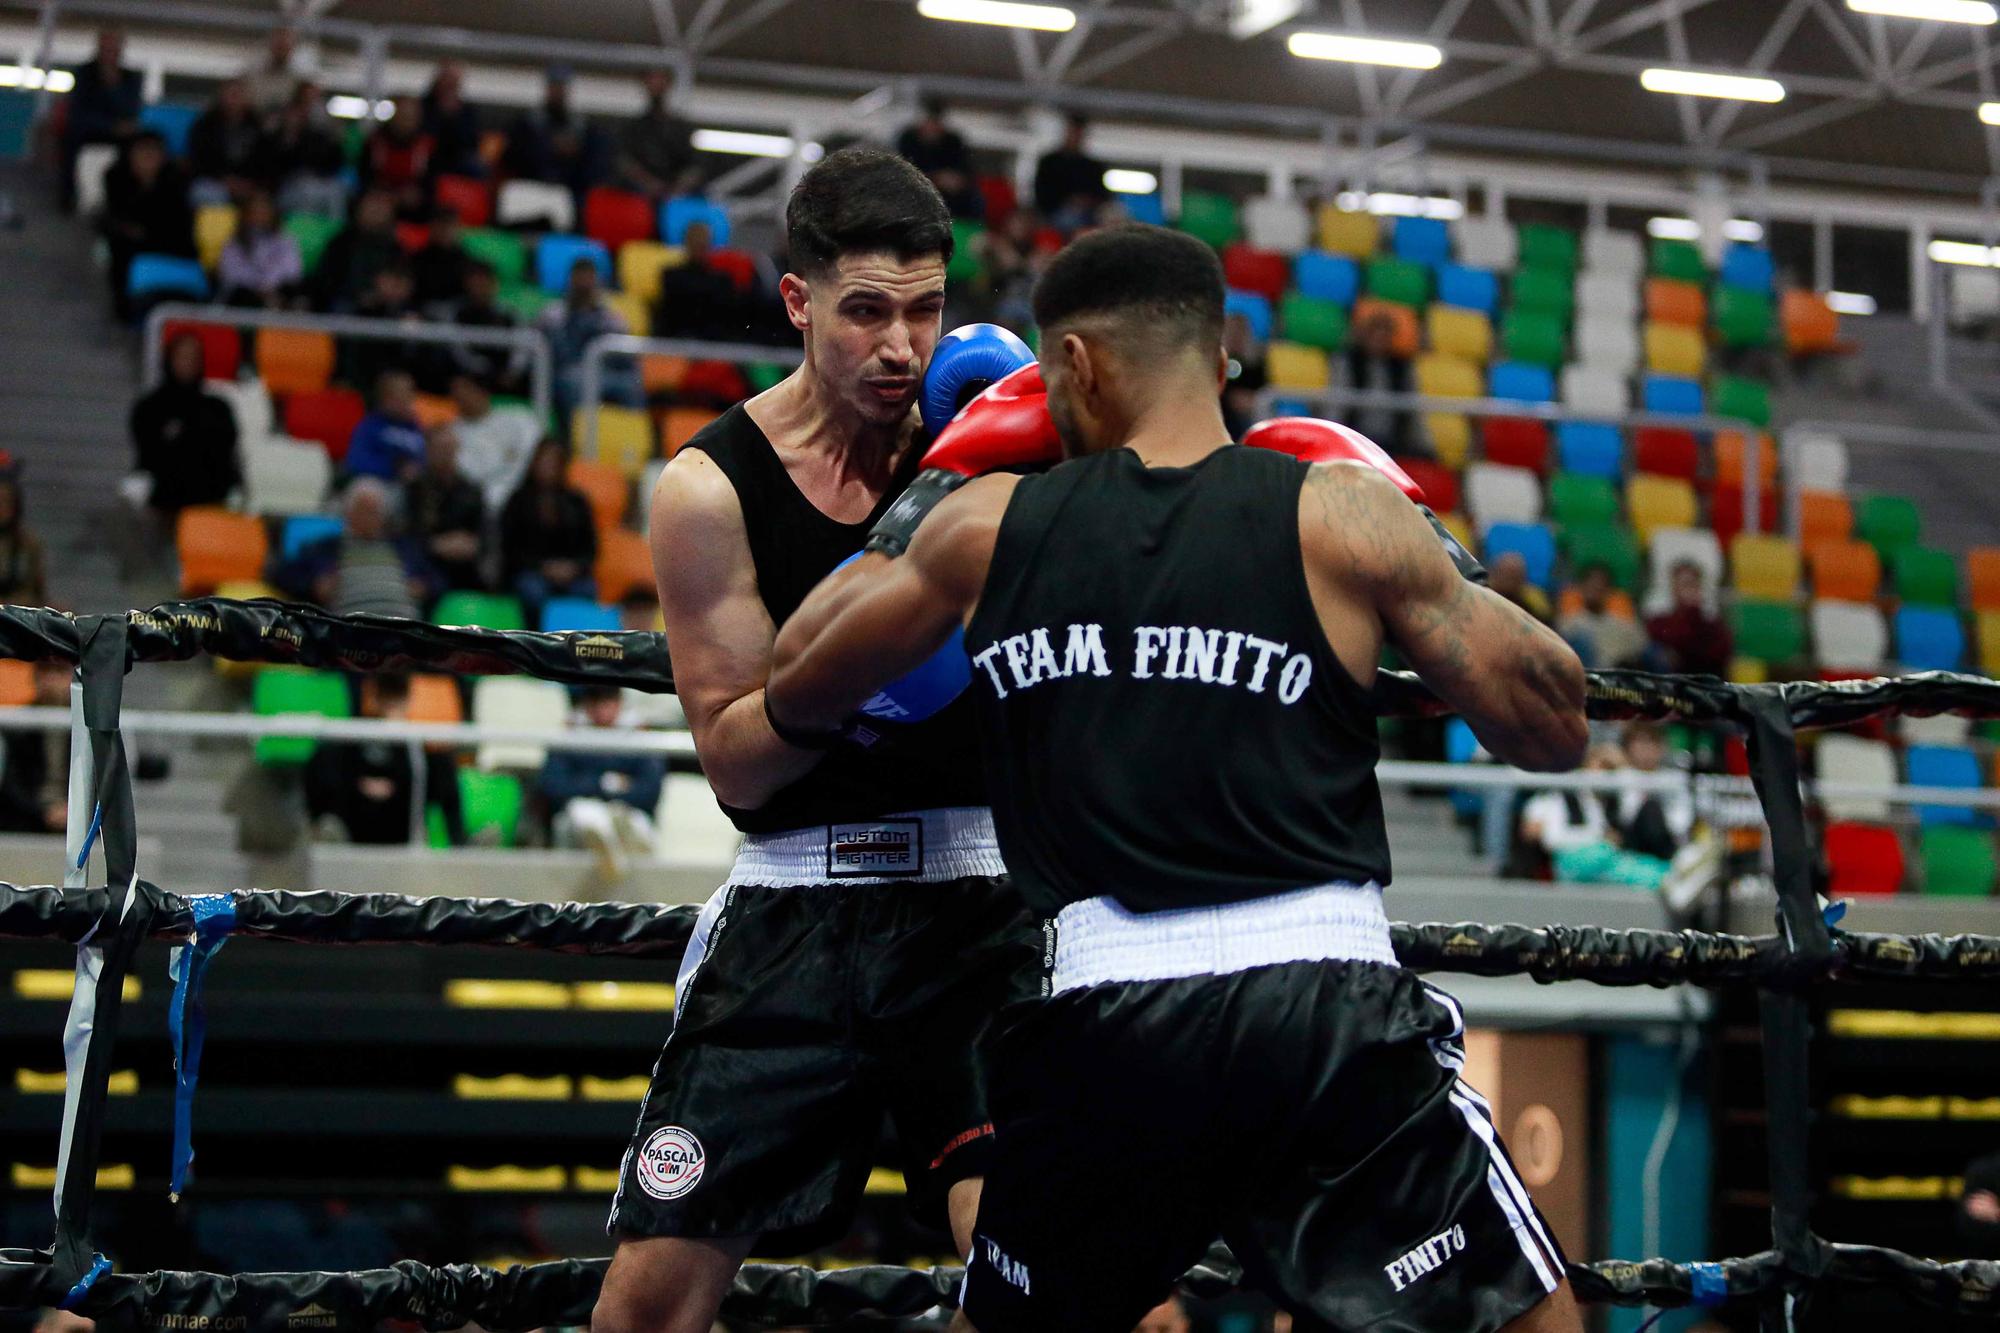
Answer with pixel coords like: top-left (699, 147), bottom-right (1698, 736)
top-left (770, 556), bottom-right (961, 730)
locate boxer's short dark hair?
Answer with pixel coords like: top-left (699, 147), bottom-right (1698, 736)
top-left (786, 146), bottom-right (954, 277)
top-left (1033, 223), bottom-right (1226, 352)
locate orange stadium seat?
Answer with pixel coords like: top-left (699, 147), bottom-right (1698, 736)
top-left (1798, 491), bottom-right (1853, 549)
top-left (407, 674), bottom-right (465, 725)
top-left (640, 354), bottom-right (691, 395)
top-left (595, 529), bottom-right (654, 603)
top-left (0, 660), bottom-right (35, 708)
top-left (1715, 430), bottom-right (1778, 490)
top-left (1968, 547), bottom-right (2000, 612)
top-left (255, 328), bottom-right (336, 395)
top-left (1349, 298), bottom-right (1420, 358)
top-left (177, 508), bottom-right (269, 596)
top-left (662, 407), bottom-right (721, 455)
top-left (412, 394), bottom-right (458, 430)
top-left (161, 319), bottom-right (241, 380)
top-left (1810, 540), bottom-right (1883, 602)
top-left (1644, 278), bottom-right (1706, 327)
top-left (1782, 289), bottom-right (1840, 354)
top-left (567, 458), bottom-right (630, 532)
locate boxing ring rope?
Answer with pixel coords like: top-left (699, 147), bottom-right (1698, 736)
top-left (0, 597), bottom-right (1996, 1330)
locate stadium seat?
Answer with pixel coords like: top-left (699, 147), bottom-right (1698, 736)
top-left (1401, 459), bottom-right (1459, 515)
top-left (1279, 293), bottom-right (1347, 351)
top-left (535, 235), bottom-right (612, 295)
top-left (1645, 278), bottom-right (1706, 327)
top-left (161, 319), bottom-right (241, 380)
top-left (1819, 737), bottom-right (1900, 828)
top-left (471, 677), bottom-right (570, 771)
top-left (433, 591), bottom-right (527, 632)
top-left (1560, 365), bottom-right (1628, 416)
top-left (1627, 474), bottom-right (1698, 542)
top-left (1919, 828), bottom-right (1996, 896)
top-left (595, 528), bottom-right (653, 603)
top-left (1857, 494), bottom-right (1923, 558)
top-left (461, 228), bottom-right (530, 285)
top-left (176, 508), bottom-right (268, 596)
top-left (948, 220), bottom-right (987, 285)
top-left (432, 174), bottom-right (492, 227)
top-left (1574, 314), bottom-right (1640, 376)
top-left (1798, 491), bottom-right (1853, 549)
top-left (194, 204), bottom-right (237, 271)
top-left (434, 769), bottom-right (524, 849)
top-left (1563, 522), bottom-right (1643, 593)
top-left (1365, 257), bottom-right (1430, 308)
top-left (541, 597), bottom-right (621, 633)
top-left (1824, 822), bottom-right (1905, 896)
top-left (661, 406), bottom-right (720, 455)
top-left (1292, 251), bottom-right (1361, 304)
top-left (0, 660), bottom-right (34, 709)
top-left (1349, 298), bottom-right (1419, 356)
top-left (1414, 354), bottom-right (1481, 400)
top-left (583, 187), bottom-right (656, 249)
top-left (1393, 215), bottom-right (1452, 266)
top-left (1982, 611), bottom-right (2000, 673)
top-left (255, 328), bottom-right (336, 396)
top-left (601, 289), bottom-right (648, 336)
top-left (1896, 606), bottom-right (1966, 671)
top-left (407, 674), bottom-right (465, 726)
top-left (1488, 361), bottom-right (1554, 402)
top-left (1482, 522), bottom-right (1557, 588)
top-left (1509, 267), bottom-right (1574, 319)
top-left (1225, 290), bottom-right (1273, 342)
top-left (497, 180), bottom-right (574, 231)
top-left (1633, 427), bottom-right (1700, 480)
top-left (1266, 342), bottom-right (1331, 391)
top-left (1715, 430), bottom-right (1777, 489)
top-left (1810, 600), bottom-right (1888, 670)
top-left (279, 513), bottom-right (343, 561)
top-left (1894, 546), bottom-right (1960, 607)
top-left (394, 221), bottom-right (431, 255)
top-left (139, 101), bottom-right (200, 154)
top-left (1712, 375), bottom-right (1772, 428)
top-left (585, 406), bottom-right (654, 477)
top-left (1424, 414), bottom-right (1472, 469)
top-left (1464, 462), bottom-right (1543, 530)
top-left (1434, 509), bottom-right (1476, 554)
top-left (1242, 195), bottom-right (1310, 252)
top-left (1713, 287), bottom-right (1777, 348)
top-left (680, 359), bottom-right (750, 403)
top-left (1119, 194), bottom-right (1167, 226)
top-left (1782, 290), bottom-right (1841, 354)
top-left (615, 241), bottom-right (684, 304)
top-left (566, 459), bottom-right (629, 533)
top-left (1455, 218), bottom-right (1518, 271)
top-left (74, 143), bottom-right (117, 216)
top-left (1642, 322), bottom-right (1705, 377)
top-left (1576, 271), bottom-right (1640, 321)
top-left (283, 387), bottom-right (366, 460)
top-left (242, 435), bottom-right (332, 517)
top-left (1721, 244), bottom-right (1776, 291)
top-left (1907, 745), bottom-right (1984, 828)
top-left (1641, 374), bottom-right (1703, 415)
top-left (1222, 245), bottom-right (1291, 300)
top-left (207, 377), bottom-right (273, 443)
top-left (1808, 540), bottom-right (1882, 602)
top-left (1549, 473), bottom-right (1620, 528)
top-left (283, 213), bottom-right (343, 276)
top-left (1648, 527), bottom-right (1724, 597)
top-left (498, 282), bottom-right (553, 321)
top-left (1481, 418), bottom-right (1550, 473)
top-left (1500, 310), bottom-right (1565, 367)
top-left (1709, 485), bottom-right (1779, 549)
top-left (1177, 191), bottom-right (1240, 248)
top-left (251, 667), bottom-right (350, 766)
top-left (1648, 237), bottom-right (1705, 283)
top-left (1426, 306), bottom-right (1491, 362)
top-left (1581, 228), bottom-right (1644, 275)
top-left (1314, 206), bottom-right (1378, 259)
top-left (128, 254), bottom-right (209, 303)
top-left (1556, 422), bottom-right (1623, 478)
top-left (1905, 713), bottom-right (1974, 746)
top-left (1517, 224), bottom-right (1578, 274)
top-left (1730, 534), bottom-right (1800, 600)
top-left (1436, 264), bottom-right (1499, 315)
top-left (1968, 548), bottom-right (2000, 612)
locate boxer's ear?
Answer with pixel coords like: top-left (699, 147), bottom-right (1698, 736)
top-left (780, 272), bottom-right (810, 333)
top-left (1061, 332), bottom-right (1098, 401)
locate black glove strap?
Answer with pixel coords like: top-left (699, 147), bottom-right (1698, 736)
top-left (864, 468), bottom-right (971, 558)
top-left (762, 691), bottom-right (848, 751)
top-left (1420, 505), bottom-right (1489, 585)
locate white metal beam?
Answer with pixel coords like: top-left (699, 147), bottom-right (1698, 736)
top-left (701, 0), bottom-right (801, 52)
top-left (1699, 0), bottom-right (1812, 147)
top-left (646, 0), bottom-right (681, 46)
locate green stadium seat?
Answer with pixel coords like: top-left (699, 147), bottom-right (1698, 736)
top-left (1561, 522), bottom-right (1641, 592)
top-left (497, 283), bottom-right (553, 321)
top-left (1548, 473), bottom-right (1620, 528)
top-left (1280, 293), bottom-right (1348, 351)
top-left (1712, 286), bottom-right (1776, 348)
top-left (1500, 308), bottom-right (1565, 367)
top-left (1856, 494), bottom-right (1923, 559)
top-left (429, 768), bottom-right (524, 849)
top-left (1649, 237), bottom-right (1705, 283)
top-left (1509, 267), bottom-right (1574, 320)
top-left (1919, 826), bottom-right (1997, 896)
top-left (252, 667), bottom-right (350, 766)
top-left (433, 591), bottom-right (528, 632)
top-left (947, 220), bottom-right (987, 284)
top-left (1516, 224), bottom-right (1577, 275)
top-left (1731, 599), bottom-right (1806, 663)
top-left (1710, 374), bottom-right (1772, 428)
top-left (461, 228), bottom-right (530, 285)
top-left (746, 362), bottom-right (789, 393)
top-left (1177, 191), bottom-right (1241, 249)
top-left (1894, 546), bottom-right (1961, 607)
top-left (283, 214), bottom-right (343, 277)
top-left (1365, 257), bottom-right (1430, 308)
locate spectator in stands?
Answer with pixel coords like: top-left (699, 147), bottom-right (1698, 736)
top-left (440, 262), bottom-right (528, 394)
top-left (615, 68), bottom-right (697, 199)
top-left (362, 96), bottom-right (436, 220)
top-left (1221, 309), bottom-right (1268, 441)
top-left (242, 26), bottom-right (306, 117)
top-left (1960, 1150), bottom-right (2000, 1257)
top-left (503, 63), bottom-right (609, 199)
top-left (896, 96), bottom-right (980, 219)
top-left (500, 437), bottom-right (597, 618)
top-left (312, 187), bottom-right (402, 311)
top-left (420, 60), bottom-right (483, 178)
top-left (129, 332), bottom-right (241, 515)
top-left (449, 375), bottom-right (542, 516)
top-left (255, 81), bottom-right (347, 217)
top-left (1558, 562), bottom-right (1648, 669)
top-left (0, 662), bottom-right (74, 834)
top-left (340, 258), bottom-right (424, 388)
top-left (1519, 743), bottom-right (1669, 887)
top-left (215, 188), bottom-right (304, 308)
top-left (1645, 559), bottom-right (1733, 677)
top-left (1345, 303), bottom-right (1412, 455)
top-left (61, 28), bottom-right (142, 211)
top-left (411, 205), bottom-right (471, 312)
top-left (99, 132), bottom-right (194, 320)
top-left (538, 256), bottom-right (641, 421)
top-left (305, 672), bottom-right (464, 846)
top-left (345, 369), bottom-right (428, 485)
top-left (1487, 551), bottom-right (1552, 624)
top-left (650, 220), bottom-right (740, 341)
top-left (273, 476), bottom-right (441, 617)
top-left (403, 422), bottom-right (487, 591)
top-left (538, 684), bottom-right (665, 881)
top-left (0, 465), bottom-right (50, 607)
top-left (1614, 720), bottom-right (1693, 862)
top-left (1033, 113), bottom-right (1108, 232)
top-left (186, 78), bottom-right (263, 206)
top-left (976, 207), bottom-right (1046, 333)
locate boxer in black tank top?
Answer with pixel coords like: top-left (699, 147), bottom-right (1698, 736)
top-left (768, 226), bottom-right (1590, 1333)
top-left (593, 149), bottom-right (1038, 1333)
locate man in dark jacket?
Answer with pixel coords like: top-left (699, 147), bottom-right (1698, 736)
top-left (312, 187), bottom-right (402, 312)
top-left (1032, 113), bottom-right (1107, 231)
top-left (130, 332), bottom-right (240, 514)
top-left (187, 78), bottom-right (262, 203)
top-left (305, 673), bottom-right (466, 846)
top-left (100, 132), bottom-right (194, 319)
top-left (403, 422), bottom-right (487, 591)
top-left (62, 28), bottom-right (142, 209)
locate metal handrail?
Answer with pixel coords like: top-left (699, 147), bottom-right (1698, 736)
top-left (575, 334), bottom-right (801, 457)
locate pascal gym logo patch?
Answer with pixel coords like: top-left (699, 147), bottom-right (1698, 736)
top-left (636, 1125), bottom-right (706, 1201)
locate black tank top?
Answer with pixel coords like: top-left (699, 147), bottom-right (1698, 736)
top-left (965, 445), bottom-right (1391, 916)
top-left (682, 404), bottom-right (986, 834)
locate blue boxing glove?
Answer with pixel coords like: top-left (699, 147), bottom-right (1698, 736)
top-left (829, 551), bottom-right (971, 726)
top-left (920, 323), bottom-right (1036, 438)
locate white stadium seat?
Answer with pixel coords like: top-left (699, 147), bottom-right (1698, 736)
top-left (1576, 270), bottom-right (1641, 321)
top-left (242, 435), bottom-right (332, 516)
top-left (1902, 712), bottom-right (1973, 746)
top-left (472, 677), bottom-right (571, 771)
top-left (1463, 462), bottom-right (1543, 531)
top-left (639, 458), bottom-right (669, 535)
top-left (206, 376), bottom-right (273, 446)
top-left (1809, 600), bottom-right (1888, 671)
top-left (1560, 364), bottom-right (1630, 416)
top-left (1581, 228), bottom-right (1644, 276)
top-left (1574, 315), bottom-right (1640, 376)
top-left (655, 773), bottom-right (743, 869)
top-left (1789, 431), bottom-right (1849, 493)
top-left (1453, 217), bottom-right (1518, 271)
top-left (496, 179), bottom-right (575, 232)
top-left (1242, 196), bottom-right (1311, 254)
top-left (1816, 734), bottom-right (1898, 822)
top-left (1644, 527), bottom-right (1724, 614)
top-left (1950, 266), bottom-right (2000, 325)
top-left (75, 144), bottom-right (117, 216)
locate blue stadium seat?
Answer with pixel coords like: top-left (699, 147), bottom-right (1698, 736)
top-left (1225, 289), bottom-right (1273, 342)
top-left (280, 514), bottom-right (344, 560)
top-left (1292, 251), bottom-right (1360, 305)
top-left (1482, 521), bottom-right (1557, 588)
top-left (1392, 215), bottom-right (1452, 266)
top-left (1642, 374), bottom-right (1704, 416)
top-left (534, 235), bottom-right (612, 295)
top-left (1436, 263), bottom-right (1499, 315)
top-left (540, 598), bottom-right (622, 633)
top-left (127, 253), bottom-right (209, 301)
top-left (1907, 744), bottom-right (1985, 827)
top-left (1443, 718), bottom-right (1483, 818)
top-left (660, 195), bottom-right (732, 246)
top-left (1556, 422), bottom-right (1623, 478)
top-left (1269, 397), bottom-right (1313, 417)
top-left (138, 102), bottom-right (201, 156)
top-left (1121, 193), bottom-right (1167, 226)
top-left (1895, 606), bottom-right (1965, 671)
top-left (1488, 361), bottom-right (1555, 403)
top-left (1720, 244), bottom-right (1776, 292)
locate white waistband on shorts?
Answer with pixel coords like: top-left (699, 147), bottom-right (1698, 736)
top-left (1051, 881), bottom-right (1396, 992)
top-left (722, 806), bottom-right (1005, 887)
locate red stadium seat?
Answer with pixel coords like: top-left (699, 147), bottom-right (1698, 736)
top-left (1033, 227), bottom-right (1066, 255)
top-left (681, 360), bottom-right (749, 405)
top-left (1222, 245), bottom-right (1291, 301)
top-left (1633, 427), bottom-right (1699, 481)
top-left (394, 222), bottom-right (429, 254)
top-left (283, 387), bottom-right (367, 461)
top-left (584, 187), bottom-right (657, 250)
top-left (1399, 458), bottom-right (1459, 515)
top-left (1710, 485), bottom-right (1780, 549)
top-left (978, 175), bottom-right (1018, 227)
top-left (434, 174), bottom-right (492, 227)
top-left (161, 319), bottom-right (241, 380)
top-left (707, 249), bottom-right (757, 293)
top-left (1824, 822), bottom-right (1905, 896)
top-left (1480, 417), bottom-right (1550, 473)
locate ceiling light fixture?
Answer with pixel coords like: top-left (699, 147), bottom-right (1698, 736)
top-left (916, 0), bottom-right (1078, 33)
top-left (1229, 0), bottom-right (1306, 39)
top-left (1640, 67), bottom-right (1786, 102)
top-left (1847, 0), bottom-right (1996, 24)
top-left (1103, 168), bottom-right (1159, 194)
top-left (1929, 238), bottom-right (1998, 266)
top-left (1287, 31), bottom-right (1444, 69)
top-left (692, 128), bottom-right (805, 157)
top-left (0, 65), bottom-right (74, 91)
top-left (1825, 291), bottom-right (1878, 315)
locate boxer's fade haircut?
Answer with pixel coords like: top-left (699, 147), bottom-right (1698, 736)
top-left (1032, 223), bottom-right (1227, 354)
top-left (785, 146), bottom-right (955, 278)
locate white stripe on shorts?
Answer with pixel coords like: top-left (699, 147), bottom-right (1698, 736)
top-left (1448, 1087), bottom-right (1563, 1292)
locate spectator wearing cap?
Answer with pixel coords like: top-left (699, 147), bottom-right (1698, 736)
top-left (896, 96), bottom-right (981, 219)
top-left (1033, 113), bottom-right (1108, 233)
top-left (129, 332), bottom-right (241, 516)
top-left (100, 132), bottom-right (195, 320)
top-left (305, 673), bottom-right (465, 846)
top-left (503, 63), bottom-right (610, 199)
top-left (1645, 559), bottom-right (1732, 677)
top-left (216, 188), bottom-right (304, 308)
top-left (615, 68), bottom-right (697, 199)
top-left (1613, 720), bottom-right (1693, 862)
top-left (345, 370), bottom-right (429, 486)
top-left (500, 437), bottom-right (597, 619)
top-left (187, 78), bottom-right (264, 206)
top-left (61, 28), bottom-right (142, 210)
top-left (403, 422), bottom-right (488, 591)
top-left (538, 684), bottom-right (666, 881)
top-left (421, 60), bottom-right (483, 178)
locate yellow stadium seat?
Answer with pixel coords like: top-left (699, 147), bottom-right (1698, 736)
top-left (1265, 341), bottom-right (1331, 391)
top-left (585, 405), bottom-right (655, 478)
top-left (1626, 474), bottom-right (1698, 543)
top-left (1436, 510), bottom-right (1474, 552)
top-left (617, 241), bottom-right (686, 304)
top-left (1425, 413), bottom-right (1472, 469)
top-left (603, 290), bottom-right (650, 337)
top-left (1729, 656), bottom-right (1769, 684)
top-left (1642, 321), bottom-right (1706, 377)
top-left (1316, 206), bottom-right (1379, 260)
top-left (195, 204), bottom-right (237, 271)
top-left (211, 579), bottom-right (279, 681)
top-left (1731, 533), bottom-right (1801, 601)
top-left (1426, 305), bottom-right (1492, 362)
top-left (1979, 611), bottom-right (2000, 673)
top-left (1414, 353), bottom-right (1482, 400)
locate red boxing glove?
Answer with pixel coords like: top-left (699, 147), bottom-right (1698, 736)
top-left (866, 363), bottom-right (1063, 557)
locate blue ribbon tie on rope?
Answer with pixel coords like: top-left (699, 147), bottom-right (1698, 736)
top-left (167, 894), bottom-right (236, 1200)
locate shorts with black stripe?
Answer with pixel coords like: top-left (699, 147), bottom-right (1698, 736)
top-left (960, 960), bottom-right (1565, 1333)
